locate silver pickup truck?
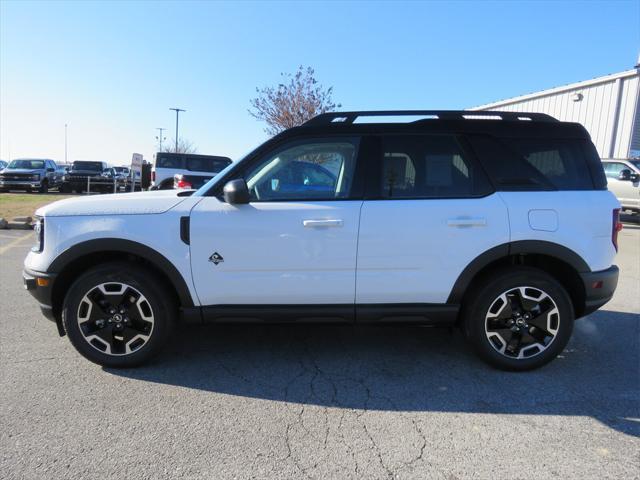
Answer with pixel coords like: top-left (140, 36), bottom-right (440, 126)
top-left (602, 159), bottom-right (640, 214)
top-left (0, 158), bottom-right (61, 192)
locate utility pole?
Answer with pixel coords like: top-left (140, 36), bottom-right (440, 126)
top-left (64, 124), bottom-right (68, 164)
top-left (155, 127), bottom-right (166, 152)
top-left (169, 108), bottom-right (185, 152)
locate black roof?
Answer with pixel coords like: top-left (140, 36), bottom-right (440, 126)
top-left (281, 110), bottom-right (589, 139)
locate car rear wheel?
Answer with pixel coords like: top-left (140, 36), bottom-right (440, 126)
top-left (62, 263), bottom-right (176, 368)
top-left (462, 266), bottom-right (574, 371)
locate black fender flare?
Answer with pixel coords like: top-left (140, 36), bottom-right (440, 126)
top-left (447, 240), bottom-right (590, 304)
top-left (48, 238), bottom-right (194, 307)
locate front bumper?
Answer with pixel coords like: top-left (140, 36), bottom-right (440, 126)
top-left (0, 180), bottom-right (42, 189)
top-left (579, 265), bottom-right (619, 317)
top-left (23, 268), bottom-right (58, 325)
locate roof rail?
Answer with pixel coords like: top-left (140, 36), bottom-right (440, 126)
top-left (303, 110), bottom-right (558, 126)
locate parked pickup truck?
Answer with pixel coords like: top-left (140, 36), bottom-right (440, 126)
top-left (0, 158), bottom-right (61, 192)
top-left (60, 161), bottom-right (115, 193)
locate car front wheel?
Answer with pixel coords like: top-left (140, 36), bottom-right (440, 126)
top-left (462, 266), bottom-right (574, 371)
top-left (62, 263), bottom-right (176, 368)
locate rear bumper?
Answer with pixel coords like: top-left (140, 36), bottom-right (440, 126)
top-left (579, 265), bottom-right (619, 317)
top-left (23, 268), bottom-right (57, 323)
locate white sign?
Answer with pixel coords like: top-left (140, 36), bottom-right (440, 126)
top-left (131, 153), bottom-right (143, 173)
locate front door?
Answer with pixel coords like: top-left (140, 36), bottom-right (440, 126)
top-left (190, 137), bottom-right (363, 307)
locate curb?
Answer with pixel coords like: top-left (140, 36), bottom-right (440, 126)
top-left (1, 216), bottom-right (34, 230)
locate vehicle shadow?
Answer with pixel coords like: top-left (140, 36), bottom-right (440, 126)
top-left (108, 310), bottom-right (639, 437)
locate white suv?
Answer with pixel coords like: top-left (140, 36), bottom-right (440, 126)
top-left (151, 152), bottom-right (231, 189)
top-left (23, 111), bottom-right (621, 371)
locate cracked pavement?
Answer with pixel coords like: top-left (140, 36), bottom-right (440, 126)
top-left (1, 224), bottom-right (639, 479)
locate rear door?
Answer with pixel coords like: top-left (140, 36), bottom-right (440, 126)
top-left (356, 134), bottom-right (509, 306)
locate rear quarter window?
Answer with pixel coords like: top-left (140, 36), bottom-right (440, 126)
top-left (504, 138), bottom-right (595, 190)
top-left (467, 135), bottom-right (604, 191)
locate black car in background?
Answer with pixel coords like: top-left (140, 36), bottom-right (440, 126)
top-left (61, 161), bottom-right (114, 193)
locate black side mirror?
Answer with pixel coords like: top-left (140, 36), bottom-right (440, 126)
top-left (223, 179), bottom-right (250, 204)
top-left (47, 167), bottom-right (55, 172)
top-left (618, 169), bottom-right (632, 181)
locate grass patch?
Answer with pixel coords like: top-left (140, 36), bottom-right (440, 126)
top-left (0, 193), bottom-right (75, 219)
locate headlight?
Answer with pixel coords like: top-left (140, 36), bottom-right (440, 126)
top-left (32, 174), bottom-right (40, 180)
top-left (32, 217), bottom-right (44, 252)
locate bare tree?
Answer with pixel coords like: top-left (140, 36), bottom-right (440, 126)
top-left (249, 66), bottom-right (341, 136)
top-left (161, 138), bottom-right (197, 154)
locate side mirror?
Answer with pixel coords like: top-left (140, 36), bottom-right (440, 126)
top-left (47, 167), bottom-right (55, 172)
top-left (618, 169), bottom-right (632, 181)
top-left (223, 179), bottom-right (250, 204)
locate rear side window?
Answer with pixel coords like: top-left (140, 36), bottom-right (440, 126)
top-left (186, 157), bottom-right (230, 172)
top-left (379, 135), bottom-right (492, 198)
top-left (504, 138), bottom-right (594, 190)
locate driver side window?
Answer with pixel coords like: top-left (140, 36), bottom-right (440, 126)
top-left (243, 139), bottom-right (359, 201)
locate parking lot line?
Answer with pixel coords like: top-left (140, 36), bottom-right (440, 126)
top-left (0, 232), bottom-right (33, 255)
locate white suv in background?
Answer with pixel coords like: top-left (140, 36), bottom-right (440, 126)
top-left (23, 111), bottom-right (620, 371)
top-left (602, 159), bottom-right (640, 214)
top-left (151, 152), bottom-right (231, 190)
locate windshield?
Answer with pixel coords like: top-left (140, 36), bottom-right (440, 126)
top-left (73, 161), bottom-right (103, 171)
top-left (8, 159), bottom-right (45, 169)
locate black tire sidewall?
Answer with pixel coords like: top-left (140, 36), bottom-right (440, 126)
top-left (463, 267), bottom-right (574, 371)
top-left (62, 263), bottom-right (175, 368)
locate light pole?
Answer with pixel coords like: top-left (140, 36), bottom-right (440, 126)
top-left (155, 127), bottom-right (166, 152)
top-left (64, 124), bottom-right (68, 164)
top-left (169, 108), bottom-right (185, 152)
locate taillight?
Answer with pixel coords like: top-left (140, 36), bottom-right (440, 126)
top-left (612, 208), bottom-right (623, 251)
top-left (174, 175), bottom-right (192, 189)
top-left (151, 171), bottom-right (156, 182)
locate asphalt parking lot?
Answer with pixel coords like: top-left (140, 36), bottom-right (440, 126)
top-left (1, 223), bottom-right (638, 479)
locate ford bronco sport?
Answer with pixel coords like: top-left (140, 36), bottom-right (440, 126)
top-left (23, 111), bottom-right (620, 370)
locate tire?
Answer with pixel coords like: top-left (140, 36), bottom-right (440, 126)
top-left (38, 180), bottom-right (48, 193)
top-left (462, 266), bottom-right (574, 371)
top-left (60, 183), bottom-right (72, 193)
top-left (62, 262), bottom-right (176, 368)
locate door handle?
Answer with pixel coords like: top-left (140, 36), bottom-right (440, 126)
top-left (303, 219), bottom-right (344, 228)
top-left (447, 217), bottom-right (487, 227)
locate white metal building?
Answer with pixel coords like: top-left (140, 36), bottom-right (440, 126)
top-left (469, 66), bottom-right (640, 160)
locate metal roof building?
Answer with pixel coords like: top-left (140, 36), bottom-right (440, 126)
top-left (469, 65), bottom-right (640, 160)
